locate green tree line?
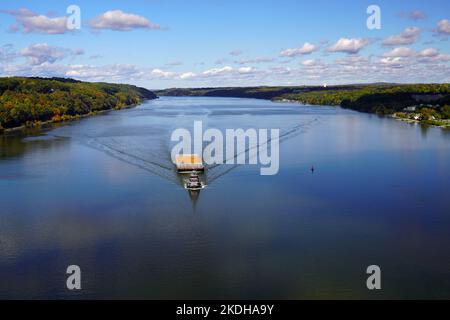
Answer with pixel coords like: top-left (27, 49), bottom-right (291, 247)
top-left (0, 77), bottom-right (157, 131)
top-left (156, 83), bottom-right (450, 121)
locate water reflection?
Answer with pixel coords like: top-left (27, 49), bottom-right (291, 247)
top-left (0, 97), bottom-right (449, 299)
top-left (0, 133), bottom-right (69, 161)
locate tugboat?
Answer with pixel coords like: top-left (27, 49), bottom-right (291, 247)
top-left (184, 171), bottom-right (205, 191)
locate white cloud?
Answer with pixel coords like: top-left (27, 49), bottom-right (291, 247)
top-left (151, 68), bottom-right (174, 78)
top-left (0, 62), bottom-right (147, 82)
top-left (434, 54), bottom-right (450, 62)
top-left (280, 42), bottom-right (317, 57)
top-left (238, 67), bottom-right (254, 74)
top-left (148, 65), bottom-right (258, 81)
top-left (383, 47), bottom-right (416, 58)
top-left (418, 48), bottom-right (439, 58)
top-left (179, 72), bottom-right (196, 79)
top-left (65, 64), bottom-right (145, 81)
top-left (335, 55), bottom-right (370, 65)
top-left (203, 66), bottom-right (233, 76)
top-left (89, 10), bottom-right (160, 31)
top-left (20, 43), bottom-right (69, 65)
top-left (0, 8), bottom-right (69, 34)
top-left (379, 57), bottom-right (404, 67)
top-left (2, 57), bottom-right (448, 86)
top-left (328, 38), bottom-right (369, 54)
top-left (434, 19), bottom-right (450, 36)
top-left (301, 59), bottom-right (318, 66)
top-left (417, 48), bottom-right (450, 63)
top-left (383, 27), bottom-right (421, 46)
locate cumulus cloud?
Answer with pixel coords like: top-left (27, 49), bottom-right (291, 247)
top-left (65, 64), bottom-right (146, 81)
top-left (328, 38), bottom-right (369, 54)
top-left (89, 10), bottom-right (160, 31)
top-left (383, 47), bottom-right (416, 58)
top-left (418, 48), bottom-right (439, 58)
top-left (238, 67), bottom-right (254, 74)
top-left (20, 43), bottom-right (70, 65)
top-left (378, 46), bottom-right (450, 68)
top-left (179, 72), bottom-right (196, 80)
top-left (280, 42), bottom-right (317, 57)
top-left (0, 8), bottom-right (70, 34)
top-left (434, 19), bottom-right (450, 36)
top-left (301, 59), bottom-right (319, 67)
top-left (416, 48), bottom-right (450, 62)
top-left (0, 62), bottom-right (147, 83)
top-left (2, 55), bottom-right (448, 86)
top-left (335, 55), bottom-right (370, 65)
top-left (379, 57), bottom-right (405, 67)
top-left (150, 68), bottom-right (174, 78)
top-left (148, 65), bottom-right (259, 81)
top-left (383, 27), bottom-right (421, 46)
top-left (434, 54), bottom-right (450, 62)
top-left (203, 66), bottom-right (233, 76)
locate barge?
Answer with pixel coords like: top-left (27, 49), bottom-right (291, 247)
top-left (175, 154), bottom-right (205, 173)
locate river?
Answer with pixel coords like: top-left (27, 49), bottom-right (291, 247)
top-left (0, 96), bottom-right (449, 299)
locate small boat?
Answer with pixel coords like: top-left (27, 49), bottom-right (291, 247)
top-left (184, 171), bottom-right (205, 191)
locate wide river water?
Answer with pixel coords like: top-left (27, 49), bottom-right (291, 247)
top-left (0, 97), bottom-right (449, 299)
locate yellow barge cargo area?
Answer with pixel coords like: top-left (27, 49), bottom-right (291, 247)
top-left (175, 154), bottom-right (205, 172)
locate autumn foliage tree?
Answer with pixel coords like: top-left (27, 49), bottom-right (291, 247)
top-left (0, 77), bottom-right (156, 129)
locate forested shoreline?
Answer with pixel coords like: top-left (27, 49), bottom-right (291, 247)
top-left (156, 84), bottom-right (450, 127)
top-left (2, 79), bottom-right (449, 133)
top-left (0, 77), bottom-right (157, 133)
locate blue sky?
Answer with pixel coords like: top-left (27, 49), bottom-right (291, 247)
top-left (0, 0), bottom-right (449, 88)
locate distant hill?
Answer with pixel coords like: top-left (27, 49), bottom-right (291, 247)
top-left (0, 77), bottom-right (157, 131)
top-left (156, 84), bottom-right (450, 123)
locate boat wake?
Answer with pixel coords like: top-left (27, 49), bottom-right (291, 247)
top-left (206, 118), bottom-right (318, 183)
top-left (82, 118), bottom-right (319, 187)
top-left (85, 137), bottom-right (180, 185)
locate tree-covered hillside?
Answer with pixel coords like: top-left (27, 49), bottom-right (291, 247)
top-left (156, 84), bottom-right (450, 126)
top-left (0, 77), bottom-right (157, 131)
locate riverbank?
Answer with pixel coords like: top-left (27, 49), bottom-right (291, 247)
top-left (391, 113), bottom-right (450, 129)
top-left (0, 77), bottom-right (157, 134)
top-left (0, 102), bottom-right (148, 135)
top-left (274, 98), bottom-right (450, 129)
top-left (156, 84), bottom-right (450, 129)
